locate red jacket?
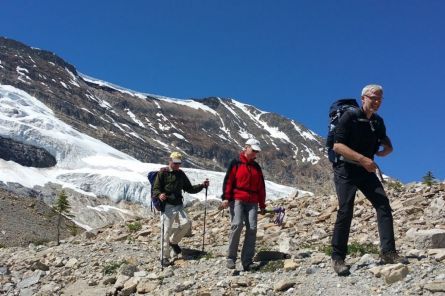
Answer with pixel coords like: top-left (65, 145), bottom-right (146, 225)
top-left (222, 152), bottom-right (266, 209)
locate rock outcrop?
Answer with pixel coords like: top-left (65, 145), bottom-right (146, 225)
top-left (0, 136), bottom-right (56, 168)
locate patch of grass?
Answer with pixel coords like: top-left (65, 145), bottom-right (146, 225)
top-left (127, 221), bottom-right (142, 232)
top-left (67, 224), bottom-right (79, 236)
top-left (204, 251), bottom-right (214, 260)
top-left (126, 236), bottom-right (136, 244)
top-left (348, 242), bottom-right (379, 256)
top-left (318, 242), bottom-right (378, 257)
top-left (103, 261), bottom-right (125, 275)
top-left (32, 239), bottom-right (49, 246)
top-left (259, 260), bottom-right (284, 272)
top-left (298, 243), bottom-right (317, 250)
top-left (319, 244), bottom-right (333, 256)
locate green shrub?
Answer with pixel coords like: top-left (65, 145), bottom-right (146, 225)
top-left (127, 221), bottom-right (142, 232)
top-left (103, 261), bottom-right (125, 275)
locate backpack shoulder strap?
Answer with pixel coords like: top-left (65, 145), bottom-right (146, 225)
top-left (370, 113), bottom-right (386, 139)
top-left (157, 167), bottom-right (169, 187)
top-left (221, 158), bottom-right (241, 200)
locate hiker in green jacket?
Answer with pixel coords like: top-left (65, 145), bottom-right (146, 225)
top-left (153, 151), bottom-right (209, 267)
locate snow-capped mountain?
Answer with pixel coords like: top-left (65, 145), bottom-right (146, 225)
top-left (0, 36), bottom-right (332, 195)
top-left (0, 83), bottom-right (308, 229)
top-left (0, 83), bottom-right (302, 201)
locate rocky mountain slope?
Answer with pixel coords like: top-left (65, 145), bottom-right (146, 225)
top-left (0, 36), bottom-right (332, 194)
top-left (1, 181), bottom-right (444, 295)
top-left (0, 82), bottom-right (300, 231)
top-left (0, 187), bottom-right (78, 247)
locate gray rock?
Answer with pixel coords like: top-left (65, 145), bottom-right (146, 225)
top-left (30, 260), bottom-right (49, 271)
top-left (137, 279), bottom-right (158, 293)
top-left (423, 281), bottom-right (445, 292)
top-left (428, 249), bottom-right (445, 261)
top-left (356, 254), bottom-right (378, 267)
top-left (118, 263), bottom-right (138, 277)
top-left (102, 276), bottom-right (117, 285)
top-left (413, 229), bottom-right (445, 249)
top-left (113, 275), bottom-right (130, 290)
top-left (251, 284), bottom-right (269, 295)
top-left (19, 288), bottom-right (35, 296)
top-left (274, 279), bottom-right (296, 292)
top-left (0, 266), bottom-right (9, 275)
top-left (65, 258), bottom-right (79, 268)
top-left (17, 270), bottom-right (45, 289)
top-left (381, 264), bottom-right (409, 284)
top-left (121, 277), bottom-right (139, 296)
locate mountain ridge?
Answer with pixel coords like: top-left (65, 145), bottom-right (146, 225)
top-left (0, 36), bottom-right (333, 194)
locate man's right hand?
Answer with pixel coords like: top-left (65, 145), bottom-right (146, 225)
top-left (221, 200), bottom-right (229, 209)
top-left (159, 193), bottom-right (167, 201)
top-left (358, 156), bottom-right (377, 173)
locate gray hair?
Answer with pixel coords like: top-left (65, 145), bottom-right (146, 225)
top-left (361, 84), bottom-right (383, 96)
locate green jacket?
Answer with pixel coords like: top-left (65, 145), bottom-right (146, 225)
top-left (153, 168), bottom-right (204, 207)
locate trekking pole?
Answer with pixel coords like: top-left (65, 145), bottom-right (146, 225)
top-left (160, 211), bottom-right (164, 270)
top-left (375, 163), bottom-right (385, 184)
top-left (202, 179), bottom-right (208, 252)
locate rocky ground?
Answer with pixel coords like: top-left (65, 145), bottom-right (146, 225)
top-left (1, 181), bottom-right (445, 295)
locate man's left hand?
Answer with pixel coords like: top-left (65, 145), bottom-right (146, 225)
top-left (203, 179), bottom-right (209, 188)
top-left (259, 208), bottom-right (266, 215)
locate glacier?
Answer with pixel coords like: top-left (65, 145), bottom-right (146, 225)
top-left (0, 84), bottom-right (311, 228)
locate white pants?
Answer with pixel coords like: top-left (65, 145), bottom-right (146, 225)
top-left (161, 204), bottom-right (191, 259)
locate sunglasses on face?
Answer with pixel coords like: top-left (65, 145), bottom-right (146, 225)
top-left (365, 95), bottom-right (383, 102)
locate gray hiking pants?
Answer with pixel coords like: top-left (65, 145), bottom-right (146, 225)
top-left (161, 204), bottom-right (191, 259)
top-left (227, 200), bottom-right (258, 266)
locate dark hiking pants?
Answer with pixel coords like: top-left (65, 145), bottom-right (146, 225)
top-left (331, 171), bottom-right (396, 261)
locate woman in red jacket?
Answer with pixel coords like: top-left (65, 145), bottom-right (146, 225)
top-left (221, 138), bottom-right (266, 271)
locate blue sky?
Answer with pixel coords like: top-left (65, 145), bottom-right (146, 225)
top-left (1, 0), bottom-right (444, 183)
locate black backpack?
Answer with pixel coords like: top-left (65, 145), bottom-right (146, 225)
top-left (326, 98), bottom-right (359, 163)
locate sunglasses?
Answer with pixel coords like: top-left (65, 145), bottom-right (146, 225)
top-left (365, 95), bottom-right (383, 102)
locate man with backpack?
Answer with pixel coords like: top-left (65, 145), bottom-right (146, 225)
top-left (221, 138), bottom-right (266, 271)
top-left (153, 151), bottom-right (209, 267)
top-left (330, 84), bottom-right (407, 276)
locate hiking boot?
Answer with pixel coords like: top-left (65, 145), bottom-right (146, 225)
top-left (243, 262), bottom-right (261, 271)
top-left (332, 259), bottom-right (350, 276)
top-left (380, 250), bottom-right (409, 265)
top-left (161, 258), bottom-right (171, 267)
top-left (226, 259), bottom-right (236, 269)
top-left (169, 243), bottom-right (182, 255)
